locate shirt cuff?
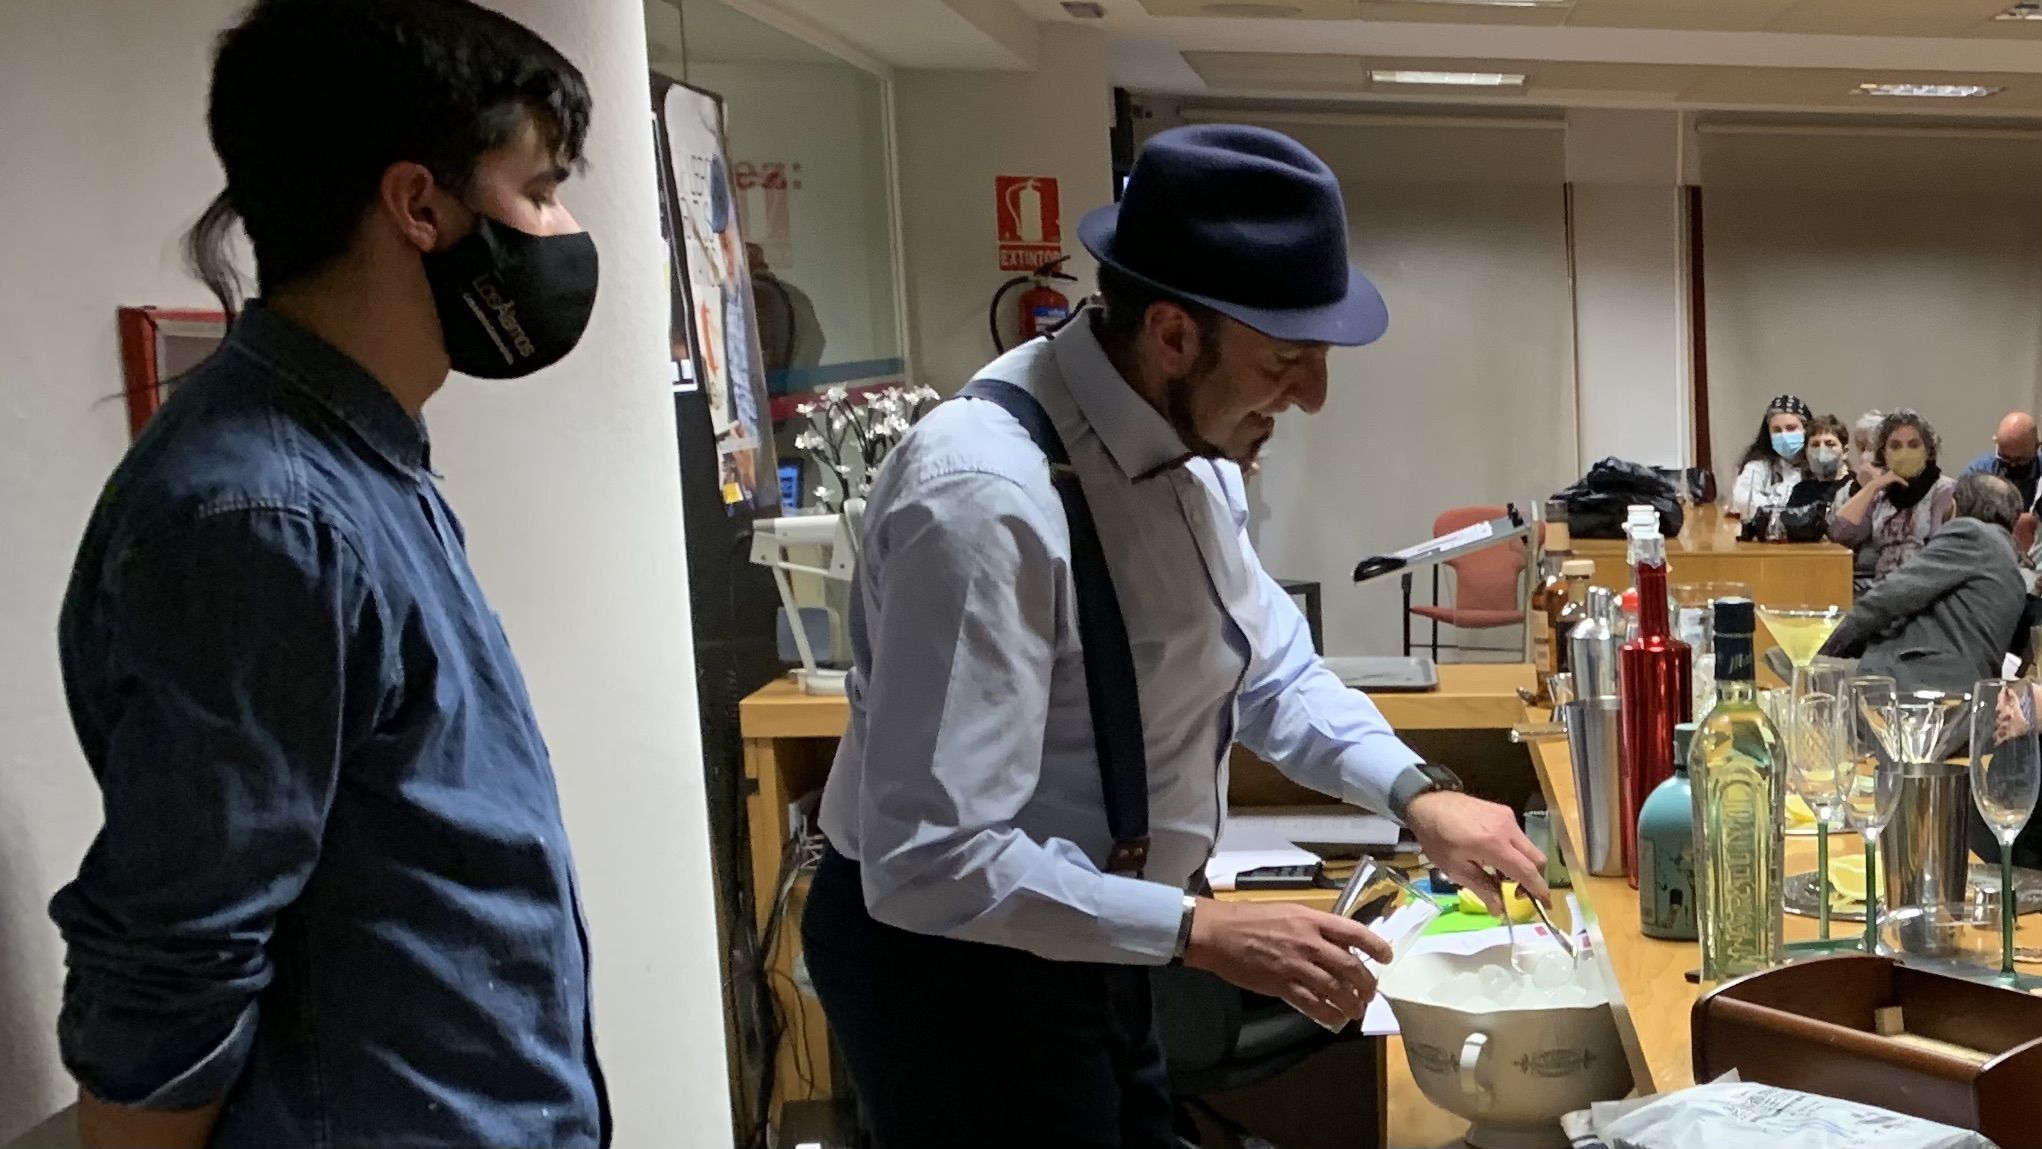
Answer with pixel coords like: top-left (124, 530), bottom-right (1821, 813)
top-left (1094, 873), bottom-right (1190, 966)
top-left (1334, 742), bottom-right (1427, 818)
top-left (63, 1000), bottom-right (258, 1111)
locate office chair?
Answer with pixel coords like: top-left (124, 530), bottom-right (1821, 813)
top-left (1153, 964), bottom-right (1380, 1149)
top-left (1401, 505), bottom-right (1530, 662)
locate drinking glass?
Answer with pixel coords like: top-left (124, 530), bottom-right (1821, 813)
top-left (1792, 687), bottom-right (1845, 941)
top-left (1844, 676), bottom-right (1901, 953)
top-left (1970, 679), bottom-right (2041, 983)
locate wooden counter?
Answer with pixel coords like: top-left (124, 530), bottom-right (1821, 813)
top-left (1528, 735), bottom-right (2042, 1100)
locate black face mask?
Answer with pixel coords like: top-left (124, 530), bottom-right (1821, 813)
top-left (423, 213), bottom-right (599, 379)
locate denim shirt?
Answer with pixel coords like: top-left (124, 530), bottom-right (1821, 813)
top-left (50, 305), bottom-right (608, 1148)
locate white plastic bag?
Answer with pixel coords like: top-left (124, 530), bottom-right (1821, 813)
top-left (1599, 1082), bottom-right (1995, 1149)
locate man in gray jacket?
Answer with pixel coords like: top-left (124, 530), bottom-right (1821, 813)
top-left (1821, 472), bottom-right (2029, 697)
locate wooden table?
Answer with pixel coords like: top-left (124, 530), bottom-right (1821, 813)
top-left (737, 664), bottom-right (1538, 1140)
top-left (1572, 504), bottom-right (1853, 612)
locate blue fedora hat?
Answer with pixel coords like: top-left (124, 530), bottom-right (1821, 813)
top-left (1079, 124), bottom-right (1387, 347)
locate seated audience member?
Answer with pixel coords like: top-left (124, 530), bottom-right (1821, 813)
top-left (1820, 472), bottom-right (2026, 698)
top-left (1787, 414), bottom-right (1852, 511)
top-left (1851, 408), bottom-right (1886, 491)
top-left (1831, 409), bottom-right (1957, 588)
top-left (1963, 411), bottom-right (2041, 512)
top-left (1728, 394), bottom-right (1810, 518)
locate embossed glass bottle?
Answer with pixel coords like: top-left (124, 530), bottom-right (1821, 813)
top-left (1689, 597), bottom-right (1784, 979)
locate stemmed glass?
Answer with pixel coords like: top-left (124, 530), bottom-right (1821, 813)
top-left (1791, 677), bottom-right (1846, 942)
top-left (1970, 679), bottom-right (2041, 984)
top-left (1844, 676), bottom-right (1902, 953)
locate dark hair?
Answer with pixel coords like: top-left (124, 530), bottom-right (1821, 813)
top-left (1872, 409), bottom-right (1942, 469)
top-left (186, 0), bottom-right (593, 316)
top-left (1738, 396), bottom-right (1811, 470)
top-left (1093, 263), bottom-right (1224, 365)
top-left (1805, 414), bottom-right (1848, 446)
top-left (1955, 472), bottom-right (2022, 530)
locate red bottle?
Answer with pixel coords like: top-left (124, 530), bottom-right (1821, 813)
top-left (1617, 522), bottom-right (1692, 889)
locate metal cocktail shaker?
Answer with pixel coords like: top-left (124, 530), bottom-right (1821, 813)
top-left (1882, 760), bottom-right (1972, 957)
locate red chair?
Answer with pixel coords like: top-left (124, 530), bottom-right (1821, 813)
top-left (1402, 504), bottom-right (1531, 660)
top-left (2016, 512), bottom-right (2037, 558)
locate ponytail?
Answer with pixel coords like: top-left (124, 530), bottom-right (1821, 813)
top-left (183, 190), bottom-right (245, 320)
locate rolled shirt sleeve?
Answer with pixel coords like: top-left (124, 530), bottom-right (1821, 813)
top-left (50, 507), bottom-right (375, 1109)
top-left (846, 470), bottom-right (1185, 965)
top-left (1223, 475), bottom-right (1426, 818)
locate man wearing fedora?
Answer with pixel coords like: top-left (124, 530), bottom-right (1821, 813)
top-left (800, 124), bottom-right (1548, 1145)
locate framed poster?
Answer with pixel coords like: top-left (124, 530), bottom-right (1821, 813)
top-left (117, 306), bottom-right (228, 439)
top-left (658, 81), bottom-right (775, 512)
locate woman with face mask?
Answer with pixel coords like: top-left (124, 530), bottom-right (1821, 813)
top-left (1788, 414), bottom-right (1853, 512)
top-left (1728, 394), bottom-right (1811, 518)
top-left (1831, 409), bottom-right (1959, 590)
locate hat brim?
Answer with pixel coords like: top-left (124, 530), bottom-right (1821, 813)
top-left (1078, 203), bottom-right (1388, 348)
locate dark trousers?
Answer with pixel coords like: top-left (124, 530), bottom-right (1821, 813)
top-left (801, 847), bottom-right (1175, 1149)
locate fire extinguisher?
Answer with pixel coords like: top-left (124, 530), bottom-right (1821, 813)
top-left (989, 256), bottom-right (1079, 352)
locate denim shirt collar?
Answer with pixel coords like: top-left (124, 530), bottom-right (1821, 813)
top-left (228, 302), bottom-right (432, 474)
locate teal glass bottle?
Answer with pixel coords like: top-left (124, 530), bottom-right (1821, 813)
top-left (1638, 722), bottom-right (1699, 941)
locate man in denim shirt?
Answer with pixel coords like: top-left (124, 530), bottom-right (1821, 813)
top-left (50, 2), bottom-right (610, 1145)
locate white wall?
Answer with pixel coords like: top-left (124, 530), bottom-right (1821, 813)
top-left (892, 22), bottom-right (1114, 393)
top-left (0, 1), bottom-right (732, 1143)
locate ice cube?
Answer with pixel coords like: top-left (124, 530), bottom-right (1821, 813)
top-left (1554, 985), bottom-right (1590, 1007)
top-left (1478, 965), bottom-right (1512, 996)
top-left (1461, 995), bottom-right (1497, 1015)
top-left (1530, 954), bottom-right (1572, 989)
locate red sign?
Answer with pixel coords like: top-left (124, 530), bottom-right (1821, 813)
top-left (995, 175), bottom-right (1062, 272)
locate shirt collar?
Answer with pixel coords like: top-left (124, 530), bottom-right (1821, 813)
top-left (227, 302), bottom-right (432, 474)
top-left (1050, 313), bottom-right (1195, 482)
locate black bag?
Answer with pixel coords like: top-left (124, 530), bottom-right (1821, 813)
top-left (1738, 502), bottom-right (1830, 544)
top-left (1558, 458), bottom-right (1686, 540)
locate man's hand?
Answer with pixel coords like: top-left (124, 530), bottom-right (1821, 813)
top-left (1182, 899), bottom-right (1392, 1029)
top-left (1402, 790), bottom-right (1550, 916)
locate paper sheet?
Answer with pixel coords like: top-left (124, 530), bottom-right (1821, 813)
top-left (1391, 519), bottom-right (1494, 560)
top-left (1226, 810), bottom-right (1407, 849)
top-left (1204, 820), bottom-right (1321, 891)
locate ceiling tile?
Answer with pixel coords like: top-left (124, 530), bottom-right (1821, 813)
top-left (1134, 0), bottom-right (1360, 16)
top-left (1682, 65), bottom-right (2042, 109)
top-left (1566, 0), bottom-right (1794, 31)
top-left (1184, 50), bottom-right (1371, 89)
top-left (1766, 0), bottom-right (2011, 37)
top-left (1535, 61), bottom-right (1705, 97)
top-left (1355, 1), bottom-right (1572, 25)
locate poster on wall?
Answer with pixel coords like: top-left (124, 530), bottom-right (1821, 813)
top-left (660, 82), bottom-right (774, 510)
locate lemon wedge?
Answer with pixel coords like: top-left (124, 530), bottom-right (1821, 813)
top-left (1827, 851), bottom-right (1882, 904)
top-left (1455, 883), bottom-right (1538, 923)
top-left (1785, 794), bottom-right (1816, 828)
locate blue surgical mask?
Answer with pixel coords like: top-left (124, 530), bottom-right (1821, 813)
top-left (1771, 430), bottom-right (1805, 459)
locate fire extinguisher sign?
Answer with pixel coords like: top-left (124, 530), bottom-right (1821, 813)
top-left (995, 175), bottom-right (1063, 272)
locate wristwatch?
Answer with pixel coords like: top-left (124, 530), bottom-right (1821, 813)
top-left (1170, 894), bottom-right (1198, 964)
top-left (1388, 762), bottom-right (1465, 822)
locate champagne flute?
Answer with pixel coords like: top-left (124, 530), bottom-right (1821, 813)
top-left (1970, 679), bottom-right (2041, 983)
top-left (1792, 686), bottom-right (1845, 941)
top-left (1844, 676), bottom-right (1901, 953)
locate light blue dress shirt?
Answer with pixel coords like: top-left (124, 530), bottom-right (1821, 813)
top-left (817, 315), bottom-right (1426, 966)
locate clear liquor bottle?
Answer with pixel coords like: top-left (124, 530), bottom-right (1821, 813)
top-left (1688, 596), bottom-right (1785, 980)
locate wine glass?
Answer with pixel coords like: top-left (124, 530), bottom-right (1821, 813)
top-left (1970, 679), bottom-right (2041, 984)
top-left (1792, 685), bottom-right (1846, 941)
top-left (1844, 676), bottom-right (1901, 953)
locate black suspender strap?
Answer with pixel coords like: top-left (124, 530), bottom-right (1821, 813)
top-left (958, 378), bottom-right (1151, 878)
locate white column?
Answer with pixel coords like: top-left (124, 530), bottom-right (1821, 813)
top-left (1566, 109), bottom-right (1692, 469)
top-left (435, 0), bottom-right (732, 1143)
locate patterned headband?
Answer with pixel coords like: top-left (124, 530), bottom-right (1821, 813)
top-left (1768, 394), bottom-right (1811, 421)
